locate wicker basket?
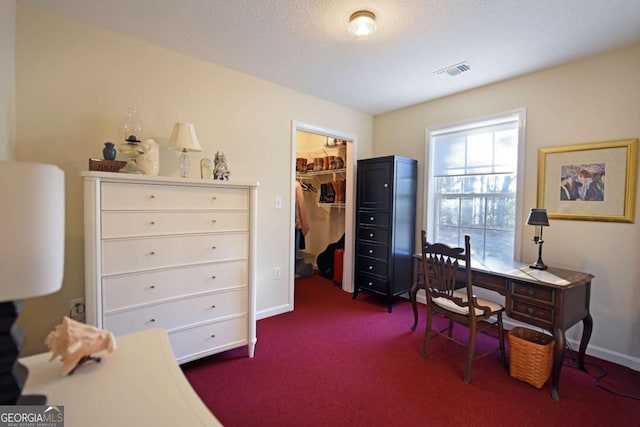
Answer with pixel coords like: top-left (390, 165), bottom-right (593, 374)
top-left (89, 158), bottom-right (127, 172)
top-left (509, 327), bottom-right (554, 388)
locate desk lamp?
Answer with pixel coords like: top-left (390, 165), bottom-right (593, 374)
top-left (0, 161), bottom-right (65, 404)
top-left (527, 208), bottom-right (549, 270)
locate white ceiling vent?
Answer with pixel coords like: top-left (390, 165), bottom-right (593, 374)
top-left (434, 62), bottom-right (471, 79)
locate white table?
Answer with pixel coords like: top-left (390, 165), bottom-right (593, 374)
top-left (20, 328), bottom-right (222, 426)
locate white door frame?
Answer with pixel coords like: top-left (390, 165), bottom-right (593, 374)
top-left (290, 121), bottom-right (357, 308)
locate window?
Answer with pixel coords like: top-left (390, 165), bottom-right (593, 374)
top-left (425, 110), bottom-right (525, 260)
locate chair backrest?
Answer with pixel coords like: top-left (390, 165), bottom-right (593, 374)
top-left (420, 231), bottom-right (484, 319)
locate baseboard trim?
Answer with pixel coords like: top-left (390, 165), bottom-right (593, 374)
top-left (257, 304), bottom-right (292, 320)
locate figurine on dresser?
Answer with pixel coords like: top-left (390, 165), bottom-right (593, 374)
top-left (214, 151), bottom-right (231, 180)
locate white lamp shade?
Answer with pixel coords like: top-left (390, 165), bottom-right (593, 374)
top-left (0, 161), bottom-right (65, 301)
top-left (168, 122), bottom-right (202, 152)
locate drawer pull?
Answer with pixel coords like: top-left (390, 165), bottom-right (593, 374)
top-left (148, 318), bottom-right (156, 323)
top-left (149, 285), bottom-right (156, 289)
top-left (211, 219), bottom-right (217, 223)
top-left (368, 265), bottom-right (373, 270)
top-left (149, 221), bottom-right (155, 225)
top-left (211, 246), bottom-right (217, 250)
top-left (368, 249), bottom-right (373, 254)
top-left (369, 233), bottom-right (374, 238)
top-left (370, 216), bottom-right (375, 221)
top-left (527, 308), bottom-right (535, 315)
top-left (212, 196), bottom-right (217, 201)
top-left (209, 305), bottom-right (216, 309)
top-left (527, 289), bottom-right (535, 296)
top-left (384, 183), bottom-right (389, 188)
top-left (149, 195), bottom-right (155, 199)
top-left (210, 334), bottom-right (216, 338)
top-left (211, 275), bottom-right (217, 279)
top-left (368, 282), bottom-right (373, 287)
top-left (149, 251), bottom-right (155, 255)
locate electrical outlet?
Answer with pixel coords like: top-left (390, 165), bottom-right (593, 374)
top-left (69, 298), bottom-right (86, 322)
top-left (273, 267), bottom-right (281, 280)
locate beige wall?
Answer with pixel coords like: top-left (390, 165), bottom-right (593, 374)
top-left (0, 0), bottom-right (16, 160)
top-left (15, 4), bottom-right (372, 355)
top-left (374, 44), bottom-right (640, 369)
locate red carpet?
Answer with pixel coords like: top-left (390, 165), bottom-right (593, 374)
top-left (183, 273), bottom-right (640, 426)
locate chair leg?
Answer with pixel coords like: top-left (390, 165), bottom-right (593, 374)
top-left (464, 322), bottom-right (477, 384)
top-left (422, 309), bottom-right (433, 358)
top-left (447, 319), bottom-right (454, 337)
top-left (497, 313), bottom-right (507, 368)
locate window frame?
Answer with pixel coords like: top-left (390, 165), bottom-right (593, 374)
top-left (424, 108), bottom-right (527, 261)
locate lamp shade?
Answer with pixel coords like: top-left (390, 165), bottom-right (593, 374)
top-left (167, 122), bottom-right (202, 152)
top-left (0, 161), bottom-right (64, 301)
top-left (526, 208), bottom-right (549, 226)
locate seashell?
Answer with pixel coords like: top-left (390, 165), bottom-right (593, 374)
top-left (45, 316), bottom-right (117, 376)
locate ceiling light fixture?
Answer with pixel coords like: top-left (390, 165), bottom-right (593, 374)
top-left (348, 10), bottom-right (376, 39)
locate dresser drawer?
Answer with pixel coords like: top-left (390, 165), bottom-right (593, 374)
top-left (101, 182), bottom-right (248, 210)
top-left (356, 256), bottom-right (388, 277)
top-left (170, 316), bottom-right (248, 363)
top-left (102, 260), bottom-right (248, 311)
top-left (356, 242), bottom-right (388, 260)
top-left (510, 299), bottom-right (554, 326)
top-left (104, 288), bottom-right (248, 335)
top-left (102, 210), bottom-right (249, 238)
top-left (355, 273), bottom-right (387, 293)
top-left (357, 226), bottom-right (390, 245)
top-left (511, 281), bottom-right (554, 304)
top-left (358, 211), bottom-right (389, 227)
top-left (102, 232), bottom-right (248, 275)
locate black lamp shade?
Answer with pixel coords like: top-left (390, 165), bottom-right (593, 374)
top-left (527, 208), bottom-right (549, 226)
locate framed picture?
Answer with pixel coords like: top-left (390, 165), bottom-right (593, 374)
top-left (537, 138), bottom-right (638, 223)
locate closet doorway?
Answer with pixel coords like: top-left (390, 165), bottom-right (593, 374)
top-left (290, 122), bottom-right (356, 306)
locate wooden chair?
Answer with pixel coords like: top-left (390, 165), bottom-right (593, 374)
top-left (421, 231), bottom-right (507, 383)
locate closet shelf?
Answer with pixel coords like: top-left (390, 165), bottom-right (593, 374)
top-left (297, 168), bottom-right (346, 178)
top-left (317, 202), bottom-right (346, 209)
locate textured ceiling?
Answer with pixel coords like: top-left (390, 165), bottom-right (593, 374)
top-left (19, 0), bottom-right (640, 115)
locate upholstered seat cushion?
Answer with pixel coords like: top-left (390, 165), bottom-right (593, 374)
top-left (432, 290), bottom-right (504, 316)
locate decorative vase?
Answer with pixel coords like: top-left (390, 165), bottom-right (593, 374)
top-left (103, 142), bottom-right (116, 160)
top-left (138, 139), bottom-right (160, 176)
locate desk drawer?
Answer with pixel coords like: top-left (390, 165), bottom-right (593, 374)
top-left (511, 281), bottom-right (554, 304)
top-left (510, 300), bottom-right (554, 326)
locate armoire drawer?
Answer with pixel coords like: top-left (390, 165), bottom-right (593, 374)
top-left (358, 211), bottom-right (390, 227)
top-left (104, 288), bottom-right (248, 335)
top-left (102, 260), bottom-right (248, 311)
top-left (102, 210), bottom-right (249, 238)
top-left (170, 316), bottom-right (248, 363)
top-left (102, 232), bottom-right (248, 275)
top-left (357, 226), bottom-right (390, 245)
top-left (355, 273), bottom-right (387, 293)
top-left (356, 256), bottom-right (388, 277)
top-left (101, 182), bottom-right (249, 210)
top-left (356, 242), bottom-right (388, 260)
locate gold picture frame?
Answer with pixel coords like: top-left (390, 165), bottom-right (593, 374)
top-left (537, 138), bottom-right (637, 223)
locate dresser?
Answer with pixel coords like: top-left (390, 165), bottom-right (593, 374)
top-left (83, 172), bottom-right (258, 363)
top-left (352, 156), bottom-right (417, 312)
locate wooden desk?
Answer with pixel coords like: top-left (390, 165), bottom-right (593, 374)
top-left (20, 329), bottom-right (222, 427)
top-left (409, 255), bottom-right (593, 401)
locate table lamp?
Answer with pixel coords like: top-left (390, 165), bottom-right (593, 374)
top-left (527, 208), bottom-right (549, 270)
top-left (0, 161), bottom-right (65, 404)
top-left (168, 122), bottom-right (202, 178)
